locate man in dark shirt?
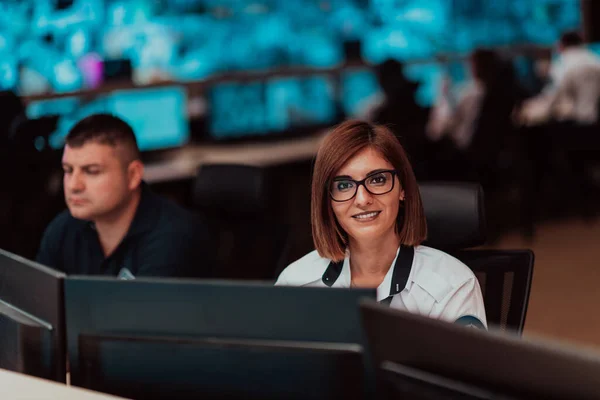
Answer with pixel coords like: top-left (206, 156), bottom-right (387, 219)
top-left (36, 113), bottom-right (214, 278)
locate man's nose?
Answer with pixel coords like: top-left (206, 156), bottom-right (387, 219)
top-left (67, 171), bottom-right (85, 192)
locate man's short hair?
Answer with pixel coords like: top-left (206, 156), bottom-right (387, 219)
top-left (560, 31), bottom-right (583, 49)
top-left (65, 114), bottom-right (141, 161)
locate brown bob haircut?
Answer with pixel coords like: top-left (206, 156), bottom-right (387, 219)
top-left (311, 120), bottom-right (427, 262)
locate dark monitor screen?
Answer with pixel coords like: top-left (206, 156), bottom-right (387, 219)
top-left (361, 301), bottom-right (600, 400)
top-left (0, 301), bottom-right (55, 380)
top-left (65, 277), bottom-right (376, 391)
top-left (0, 249), bottom-right (66, 382)
top-left (380, 361), bottom-right (513, 400)
top-left (78, 334), bottom-right (365, 400)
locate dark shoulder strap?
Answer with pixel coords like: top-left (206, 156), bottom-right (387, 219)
top-left (321, 246), bottom-right (416, 306)
top-left (322, 260), bottom-right (344, 287)
top-left (380, 245), bottom-right (414, 305)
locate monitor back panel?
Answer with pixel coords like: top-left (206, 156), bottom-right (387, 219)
top-left (79, 334), bottom-right (365, 400)
top-left (0, 250), bottom-right (66, 381)
top-left (65, 277), bottom-right (376, 385)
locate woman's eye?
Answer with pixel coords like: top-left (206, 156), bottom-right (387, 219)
top-left (336, 181), bottom-right (354, 192)
top-left (369, 175), bottom-right (387, 185)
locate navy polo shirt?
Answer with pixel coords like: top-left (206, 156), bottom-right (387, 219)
top-left (36, 184), bottom-right (214, 278)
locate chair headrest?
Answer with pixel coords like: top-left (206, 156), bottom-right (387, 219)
top-left (420, 182), bottom-right (486, 250)
top-left (193, 164), bottom-right (268, 218)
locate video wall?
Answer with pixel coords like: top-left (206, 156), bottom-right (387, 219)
top-left (3, 0), bottom-right (581, 95)
top-left (16, 0), bottom-right (581, 146)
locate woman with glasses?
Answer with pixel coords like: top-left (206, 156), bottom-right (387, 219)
top-left (276, 120), bottom-right (486, 327)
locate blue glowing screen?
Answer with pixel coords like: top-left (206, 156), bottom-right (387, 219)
top-left (341, 68), bottom-right (382, 117)
top-left (1, 0), bottom-right (581, 95)
top-left (209, 75), bottom-right (336, 138)
top-left (26, 86), bottom-right (189, 151)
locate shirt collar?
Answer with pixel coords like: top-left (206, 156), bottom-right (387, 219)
top-left (321, 246), bottom-right (415, 301)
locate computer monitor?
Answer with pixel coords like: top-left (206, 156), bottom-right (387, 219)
top-left (340, 67), bottom-right (382, 118)
top-left (0, 301), bottom-right (56, 380)
top-left (0, 249), bottom-right (66, 382)
top-left (403, 59), bottom-right (469, 108)
top-left (379, 361), bottom-right (512, 400)
top-left (65, 277), bottom-right (376, 399)
top-left (207, 75), bottom-right (337, 140)
top-left (360, 301), bottom-right (600, 400)
top-left (26, 85), bottom-right (190, 152)
top-left (78, 334), bottom-right (364, 400)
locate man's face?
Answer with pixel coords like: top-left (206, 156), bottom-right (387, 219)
top-left (62, 142), bottom-right (135, 221)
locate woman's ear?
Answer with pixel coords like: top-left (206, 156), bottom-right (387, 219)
top-left (399, 189), bottom-right (405, 202)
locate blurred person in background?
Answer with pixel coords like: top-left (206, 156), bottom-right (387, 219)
top-left (426, 48), bottom-right (523, 184)
top-left (549, 31), bottom-right (600, 92)
top-left (276, 120), bottom-right (486, 328)
top-left (365, 59), bottom-right (429, 177)
top-left (518, 31), bottom-right (600, 222)
top-left (37, 113), bottom-right (215, 278)
top-left (521, 31), bottom-right (600, 125)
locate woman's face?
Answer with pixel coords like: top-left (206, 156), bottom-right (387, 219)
top-left (330, 147), bottom-right (404, 244)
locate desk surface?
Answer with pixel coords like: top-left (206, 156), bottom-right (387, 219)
top-left (0, 369), bottom-right (126, 400)
top-left (143, 131), bottom-right (326, 184)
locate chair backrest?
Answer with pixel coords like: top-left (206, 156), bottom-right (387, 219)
top-left (451, 249), bottom-right (534, 335)
top-left (193, 164), bottom-right (268, 219)
top-left (192, 164), bottom-right (291, 279)
top-left (420, 182), bottom-right (486, 251)
top-left (419, 182), bottom-right (534, 334)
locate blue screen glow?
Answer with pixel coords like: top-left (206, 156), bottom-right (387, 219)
top-left (1, 0), bottom-right (581, 95)
top-left (26, 86), bottom-right (190, 151)
top-left (209, 75), bottom-right (336, 138)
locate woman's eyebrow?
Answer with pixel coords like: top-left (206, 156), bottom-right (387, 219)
top-left (332, 175), bottom-right (353, 181)
top-left (333, 169), bottom-right (390, 180)
top-left (366, 168), bottom-right (390, 176)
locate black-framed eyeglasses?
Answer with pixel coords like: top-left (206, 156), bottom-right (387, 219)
top-left (329, 170), bottom-right (398, 202)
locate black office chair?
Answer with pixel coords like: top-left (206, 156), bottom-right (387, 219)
top-left (452, 249), bottom-right (534, 335)
top-left (192, 164), bottom-right (291, 280)
top-left (420, 182), bottom-right (487, 251)
top-left (420, 182), bottom-right (534, 335)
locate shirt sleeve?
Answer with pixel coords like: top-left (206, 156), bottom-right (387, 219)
top-left (274, 269), bottom-right (289, 286)
top-left (440, 278), bottom-right (487, 329)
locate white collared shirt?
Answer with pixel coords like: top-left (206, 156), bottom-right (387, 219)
top-left (549, 47), bottom-right (600, 85)
top-left (530, 47), bottom-right (600, 124)
top-left (275, 245), bottom-right (487, 327)
top-left (427, 81), bottom-right (485, 150)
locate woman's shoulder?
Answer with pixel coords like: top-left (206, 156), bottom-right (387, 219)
top-left (413, 245), bottom-right (477, 287)
top-left (275, 250), bottom-right (332, 286)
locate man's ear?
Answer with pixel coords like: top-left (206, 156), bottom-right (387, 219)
top-left (127, 160), bottom-right (144, 190)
